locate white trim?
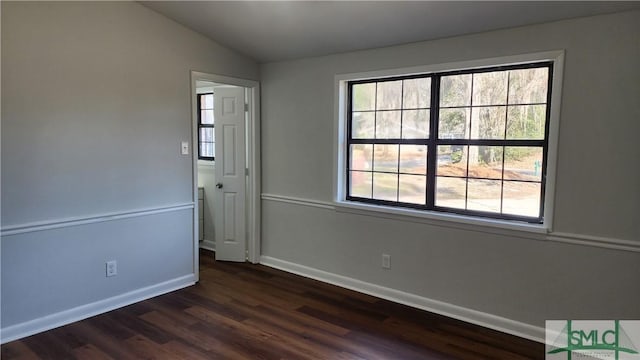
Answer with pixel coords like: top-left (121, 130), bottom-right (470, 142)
top-left (191, 72), bottom-right (257, 89)
top-left (542, 51), bottom-right (565, 233)
top-left (260, 256), bottom-right (545, 343)
top-left (262, 193), bottom-right (545, 241)
top-left (247, 84), bottom-right (262, 264)
top-left (0, 203), bottom-right (194, 237)
top-left (261, 193), bottom-right (640, 253)
top-left (197, 159), bottom-right (215, 168)
top-left (191, 74), bottom-right (200, 280)
top-left (334, 199), bottom-right (549, 235)
top-left (333, 50), bottom-right (565, 233)
top-left (261, 193), bottom-right (334, 210)
top-left (0, 274), bottom-right (195, 344)
top-left (199, 239), bottom-right (216, 252)
top-left (190, 71), bottom-right (261, 268)
top-left (548, 232), bottom-right (640, 253)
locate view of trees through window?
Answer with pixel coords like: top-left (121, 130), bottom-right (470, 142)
top-left (199, 93), bottom-right (215, 160)
top-left (347, 62), bottom-right (552, 222)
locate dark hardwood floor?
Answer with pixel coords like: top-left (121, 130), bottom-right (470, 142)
top-left (2, 249), bottom-right (543, 359)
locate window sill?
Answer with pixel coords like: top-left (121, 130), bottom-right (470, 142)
top-left (334, 199), bottom-right (549, 238)
top-left (197, 160), bottom-right (215, 168)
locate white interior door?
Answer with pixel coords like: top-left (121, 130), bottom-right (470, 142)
top-left (214, 87), bottom-right (246, 262)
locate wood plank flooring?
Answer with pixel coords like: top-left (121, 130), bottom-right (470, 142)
top-left (2, 249), bottom-right (543, 359)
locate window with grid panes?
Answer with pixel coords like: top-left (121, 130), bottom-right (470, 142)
top-left (198, 93), bottom-right (215, 160)
top-left (347, 62), bottom-right (552, 223)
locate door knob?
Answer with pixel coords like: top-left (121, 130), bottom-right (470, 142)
top-left (216, 183), bottom-right (223, 189)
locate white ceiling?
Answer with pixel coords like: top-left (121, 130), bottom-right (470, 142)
top-left (141, 1), bottom-right (640, 63)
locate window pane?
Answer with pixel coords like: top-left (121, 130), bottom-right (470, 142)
top-left (402, 109), bottom-right (429, 139)
top-left (373, 172), bottom-right (398, 201)
top-left (376, 111), bottom-right (401, 138)
top-left (203, 94), bottom-right (214, 109)
top-left (352, 112), bottom-right (375, 138)
top-left (440, 74), bottom-right (472, 107)
top-left (352, 83), bottom-right (376, 111)
top-left (472, 71), bottom-right (508, 106)
top-left (437, 145), bottom-right (468, 177)
top-left (200, 142), bottom-right (214, 158)
top-left (201, 110), bottom-right (214, 125)
top-left (508, 67), bottom-right (548, 104)
top-left (200, 127), bottom-right (214, 142)
top-left (470, 107), bottom-right (506, 139)
top-left (502, 181), bottom-right (541, 217)
top-left (403, 78), bottom-right (431, 109)
top-left (399, 174), bottom-right (426, 205)
top-left (373, 144), bottom-right (399, 173)
top-left (399, 145), bottom-right (427, 175)
top-left (350, 171), bottom-right (372, 198)
top-left (506, 105), bottom-right (546, 140)
top-left (468, 146), bottom-right (503, 179)
top-left (504, 147), bottom-right (543, 181)
top-left (439, 108), bottom-right (470, 139)
top-left (350, 144), bottom-right (372, 171)
top-left (467, 179), bottom-right (501, 213)
top-left (435, 177), bottom-right (466, 209)
top-left (376, 80), bottom-right (402, 110)
top-left (345, 63), bottom-right (550, 222)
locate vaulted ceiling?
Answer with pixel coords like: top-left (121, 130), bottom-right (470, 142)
top-left (141, 1), bottom-right (640, 63)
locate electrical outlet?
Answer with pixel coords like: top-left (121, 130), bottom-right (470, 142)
top-left (106, 260), bottom-right (117, 277)
top-left (382, 254), bottom-right (391, 269)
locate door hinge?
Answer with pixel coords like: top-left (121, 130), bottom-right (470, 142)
top-left (244, 103), bottom-right (249, 112)
top-left (245, 168), bottom-right (249, 176)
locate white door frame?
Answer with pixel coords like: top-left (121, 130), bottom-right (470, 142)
top-left (190, 71), bottom-right (261, 276)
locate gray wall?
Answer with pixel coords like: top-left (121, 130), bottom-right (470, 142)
top-left (260, 10), bottom-right (640, 330)
top-left (1, 1), bottom-right (258, 330)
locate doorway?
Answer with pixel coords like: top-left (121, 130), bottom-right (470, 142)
top-left (190, 72), bottom-right (260, 277)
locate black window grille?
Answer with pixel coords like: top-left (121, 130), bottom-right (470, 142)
top-left (198, 93), bottom-right (215, 160)
top-left (346, 62), bottom-right (553, 223)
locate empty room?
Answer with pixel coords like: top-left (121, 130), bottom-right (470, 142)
top-left (2, 1), bottom-right (639, 359)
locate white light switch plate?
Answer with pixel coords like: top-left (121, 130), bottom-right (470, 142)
top-left (106, 260), bottom-right (117, 277)
top-left (181, 141), bottom-right (189, 155)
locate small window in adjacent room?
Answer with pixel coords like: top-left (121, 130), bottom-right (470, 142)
top-left (344, 61), bottom-right (554, 224)
top-left (198, 93), bottom-right (215, 160)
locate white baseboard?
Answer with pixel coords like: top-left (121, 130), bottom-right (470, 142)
top-left (199, 239), bottom-right (215, 252)
top-left (0, 274), bottom-right (196, 344)
top-left (259, 256), bottom-right (545, 343)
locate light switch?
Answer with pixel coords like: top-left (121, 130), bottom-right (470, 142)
top-left (181, 141), bottom-right (189, 155)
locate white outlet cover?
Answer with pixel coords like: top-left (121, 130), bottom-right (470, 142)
top-left (181, 141), bottom-right (189, 155)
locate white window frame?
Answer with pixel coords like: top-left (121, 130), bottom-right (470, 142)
top-left (333, 51), bottom-right (565, 234)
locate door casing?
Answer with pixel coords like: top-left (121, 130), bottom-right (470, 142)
top-left (190, 71), bottom-right (261, 280)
